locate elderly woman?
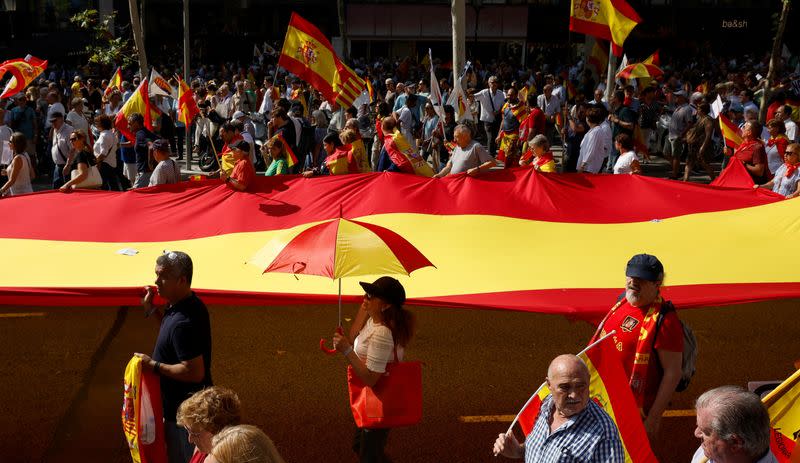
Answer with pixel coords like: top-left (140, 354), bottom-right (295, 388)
top-left (765, 118), bottom-right (789, 176)
top-left (60, 130), bottom-right (101, 191)
top-left (755, 142), bottom-right (800, 198)
top-left (730, 120), bottom-right (769, 185)
top-left (520, 134), bottom-right (556, 172)
top-left (207, 425), bottom-right (285, 463)
top-left (177, 386), bottom-right (242, 463)
top-left (0, 132), bottom-right (34, 196)
top-left (332, 276), bottom-right (416, 463)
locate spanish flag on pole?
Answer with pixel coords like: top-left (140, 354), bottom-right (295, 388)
top-left (278, 13), bottom-right (365, 109)
top-left (176, 75), bottom-right (200, 131)
top-left (570, 0), bottom-right (641, 57)
top-left (719, 113), bottom-right (743, 149)
top-left (273, 131), bottom-right (299, 168)
top-left (105, 67), bottom-right (123, 97)
top-left (114, 79), bottom-right (159, 141)
top-left (0, 55), bottom-right (47, 99)
top-left (513, 333), bottom-right (658, 463)
top-left (763, 369), bottom-right (800, 462)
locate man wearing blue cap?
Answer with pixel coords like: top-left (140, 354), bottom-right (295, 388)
top-left (589, 254), bottom-right (684, 445)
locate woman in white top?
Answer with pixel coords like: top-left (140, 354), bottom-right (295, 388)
top-left (104, 91), bottom-right (123, 116)
top-left (612, 133), bottom-right (641, 175)
top-left (333, 276), bottom-right (415, 463)
top-left (0, 132), bottom-right (34, 196)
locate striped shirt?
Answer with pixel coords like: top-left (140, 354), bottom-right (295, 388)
top-left (524, 395), bottom-right (624, 463)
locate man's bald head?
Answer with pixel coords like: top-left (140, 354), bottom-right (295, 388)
top-left (546, 354), bottom-right (591, 418)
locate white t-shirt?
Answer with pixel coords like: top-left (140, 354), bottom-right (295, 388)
top-left (474, 88), bottom-right (505, 123)
top-left (94, 129), bottom-right (117, 168)
top-left (613, 150), bottom-right (639, 174)
top-left (66, 110), bottom-right (89, 136)
top-left (397, 106), bottom-right (417, 150)
top-left (353, 318), bottom-right (402, 374)
top-left (578, 122), bottom-right (612, 173)
top-left (784, 119), bottom-right (798, 142)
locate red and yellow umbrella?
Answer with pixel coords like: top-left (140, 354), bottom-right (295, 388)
top-left (249, 216), bottom-right (435, 352)
top-left (616, 62), bottom-right (663, 80)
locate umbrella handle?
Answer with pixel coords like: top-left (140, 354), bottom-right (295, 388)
top-left (320, 338), bottom-right (337, 355)
top-left (320, 327), bottom-right (346, 355)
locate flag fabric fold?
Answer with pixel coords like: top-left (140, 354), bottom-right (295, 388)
top-left (446, 63), bottom-right (473, 122)
top-left (428, 49), bottom-right (446, 120)
top-left (0, 55), bottom-right (48, 99)
top-left (278, 13), bottom-right (365, 109)
top-left (570, 0), bottom-right (641, 56)
top-left (149, 69), bottom-right (176, 99)
top-left (514, 334), bottom-right (658, 462)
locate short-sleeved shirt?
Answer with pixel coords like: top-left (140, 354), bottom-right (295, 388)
top-left (230, 158), bottom-right (256, 190)
top-left (449, 140), bottom-right (493, 174)
top-left (265, 158), bottom-right (288, 176)
top-left (149, 159), bottom-right (181, 186)
top-left (599, 299), bottom-right (684, 413)
top-left (152, 293), bottom-right (213, 421)
top-left (69, 149), bottom-right (96, 175)
top-left (135, 128), bottom-right (156, 173)
top-left (613, 150), bottom-right (639, 174)
top-left (524, 395), bottom-right (624, 463)
top-left (353, 318), bottom-right (402, 374)
top-left (734, 140), bottom-right (769, 184)
top-left (771, 164), bottom-right (800, 197)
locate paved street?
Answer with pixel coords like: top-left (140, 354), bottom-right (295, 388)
top-left (1, 299), bottom-right (797, 463)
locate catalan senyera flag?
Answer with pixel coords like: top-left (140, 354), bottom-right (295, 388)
top-left (515, 335), bottom-right (657, 462)
top-left (273, 131), bottom-right (299, 168)
top-left (114, 79), bottom-right (159, 141)
top-left (122, 356), bottom-right (167, 463)
top-left (0, 55), bottom-right (47, 99)
top-left (176, 75), bottom-right (200, 130)
top-left (763, 369), bottom-right (800, 462)
top-left (719, 113), bottom-right (743, 149)
top-left (278, 13), bottom-right (365, 109)
top-left (105, 67), bottom-right (123, 97)
top-left (0, 169), bottom-right (795, 314)
top-left (570, 0), bottom-right (641, 57)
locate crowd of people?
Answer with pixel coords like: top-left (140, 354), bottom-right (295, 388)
top-left (2, 48), bottom-right (800, 198)
top-left (131, 250), bottom-right (781, 463)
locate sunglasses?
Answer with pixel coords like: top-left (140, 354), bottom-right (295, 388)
top-left (786, 151), bottom-right (798, 155)
top-left (364, 293), bottom-right (374, 301)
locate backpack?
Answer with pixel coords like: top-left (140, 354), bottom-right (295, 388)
top-left (652, 300), bottom-right (697, 392)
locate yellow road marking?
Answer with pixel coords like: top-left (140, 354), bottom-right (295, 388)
top-left (459, 409), bottom-right (696, 423)
top-left (0, 312), bottom-right (46, 318)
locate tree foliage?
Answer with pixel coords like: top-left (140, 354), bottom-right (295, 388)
top-left (70, 9), bottom-right (136, 67)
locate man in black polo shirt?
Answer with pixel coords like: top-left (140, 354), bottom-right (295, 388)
top-left (135, 251), bottom-right (212, 463)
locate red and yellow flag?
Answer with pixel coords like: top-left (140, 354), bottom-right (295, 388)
top-left (587, 38), bottom-right (610, 81)
top-left (278, 13), bottom-right (365, 108)
top-left (176, 75), bottom-right (200, 130)
top-left (105, 67), bottom-right (123, 97)
top-left (0, 55), bottom-right (47, 99)
top-left (273, 131), bottom-right (299, 168)
top-left (643, 50), bottom-right (660, 66)
top-left (570, 0), bottom-right (641, 57)
top-left (516, 335), bottom-right (658, 462)
top-left (122, 356), bottom-right (167, 463)
top-left (366, 79), bottom-right (375, 103)
top-left (763, 369), bottom-right (800, 462)
top-left (719, 113), bottom-right (743, 149)
top-left (114, 79), bottom-right (160, 141)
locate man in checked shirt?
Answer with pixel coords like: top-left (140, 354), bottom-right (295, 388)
top-left (493, 355), bottom-right (624, 462)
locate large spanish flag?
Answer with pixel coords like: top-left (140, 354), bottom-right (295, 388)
top-left (516, 335), bottom-right (657, 462)
top-left (763, 369), bottom-right (800, 462)
top-left (0, 170), bottom-right (796, 315)
top-left (278, 13), bottom-right (364, 108)
top-left (570, 0), bottom-right (641, 56)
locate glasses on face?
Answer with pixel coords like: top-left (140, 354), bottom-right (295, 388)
top-left (364, 293), bottom-right (373, 301)
top-left (786, 150), bottom-right (797, 155)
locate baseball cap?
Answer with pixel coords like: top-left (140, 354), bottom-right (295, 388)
top-left (690, 91), bottom-right (704, 102)
top-left (49, 111), bottom-right (64, 121)
top-left (229, 139), bottom-right (250, 153)
top-left (625, 254), bottom-right (664, 281)
top-left (152, 139), bottom-right (171, 152)
top-left (231, 111), bottom-right (246, 120)
top-left (359, 276), bottom-right (406, 306)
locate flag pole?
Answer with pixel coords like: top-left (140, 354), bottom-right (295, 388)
top-left (502, 330), bottom-right (617, 437)
top-left (605, 41), bottom-right (616, 105)
top-left (183, 0), bottom-right (191, 171)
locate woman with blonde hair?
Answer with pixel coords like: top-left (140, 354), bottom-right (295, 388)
top-left (263, 137), bottom-right (289, 176)
top-left (176, 386), bottom-right (242, 463)
top-left (60, 129), bottom-right (101, 191)
top-left (208, 425), bottom-right (285, 463)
